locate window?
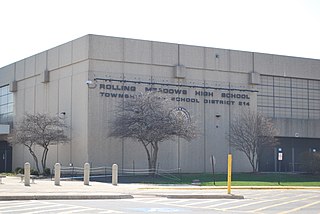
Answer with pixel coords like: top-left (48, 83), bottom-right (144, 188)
top-left (0, 85), bottom-right (14, 124)
top-left (258, 75), bottom-right (320, 119)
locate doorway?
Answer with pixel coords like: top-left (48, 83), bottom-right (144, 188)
top-left (0, 141), bottom-right (12, 172)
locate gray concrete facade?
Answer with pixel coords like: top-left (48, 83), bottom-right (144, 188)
top-left (1, 34), bottom-right (320, 173)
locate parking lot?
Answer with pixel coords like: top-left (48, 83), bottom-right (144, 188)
top-left (1, 189), bottom-right (320, 213)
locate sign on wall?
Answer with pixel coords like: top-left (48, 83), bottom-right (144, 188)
top-left (95, 78), bottom-right (255, 107)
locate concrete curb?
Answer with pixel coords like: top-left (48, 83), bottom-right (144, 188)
top-left (0, 195), bottom-right (133, 201)
top-left (158, 194), bottom-right (244, 199)
top-left (139, 186), bottom-right (320, 190)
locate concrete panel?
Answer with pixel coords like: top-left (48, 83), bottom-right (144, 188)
top-left (230, 72), bottom-right (250, 85)
top-left (59, 42), bottom-right (72, 67)
top-left (55, 76), bottom-right (73, 165)
top-left (72, 35), bottom-right (89, 63)
top-left (274, 118), bottom-right (320, 138)
top-left (35, 51), bottom-right (47, 75)
top-left (179, 45), bottom-right (205, 69)
top-left (49, 143), bottom-right (72, 168)
top-left (15, 60), bottom-right (25, 81)
top-left (124, 39), bottom-right (152, 64)
top-left (12, 144), bottom-right (29, 170)
top-left (230, 50), bottom-right (253, 73)
top-left (23, 77), bottom-right (36, 90)
top-left (179, 137), bottom-right (205, 172)
top-left (49, 70), bottom-right (59, 82)
top-left (89, 60), bottom-right (123, 75)
top-left (0, 64), bottom-right (14, 85)
top-left (204, 70), bottom-right (229, 86)
top-left (47, 47), bottom-right (59, 71)
top-left (255, 53), bottom-right (320, 79)
top-left (254, 53), bottom-right (274, 75)
top-left (59, 66), bottom-right (73, 79)
top-left (123, 140), bottom-right (149, 170)
top-left (48, 80), bottom-right (59, 115)
top-left (203, 100), bottom-right (229, 172)
top-left (186, 68), bottom-right (205, 80)
top-left (212, 48), bottom-right (230, 71)
top-left (89, 35), bottom-right (124, 61)
top-left (204, 48), bottom-right (217, 70)
top-left (25, 56), bottom-right (36, 78)
top-left (34, 82), bottom-right (46, 113)
top-left (15, 82), bottom-right (25, 119)
top-left (58, 76), bottom-right (72, 119)
top-left (205, 48), bottom-right (231, 71)
top-left (123, 63), bottom-right (151, 76)
top-left (151, 65), bottom-right (175, 79)
top-left (309, 59), bottom-right (320, 78)
top-left (87, 85), bottom-right (117, 166)
top-left (152, 41), bottom-right (178, 66)
top-left (71, 72), bottom-right (89, 165)
top-left (72, 60), bottom-right (89, 75)
top-left (232, 150), bottom-right (252, 172)
top-left (156, 139), bottom-right (179, 170)
top-left (24, 86), bottom-right (35, 113)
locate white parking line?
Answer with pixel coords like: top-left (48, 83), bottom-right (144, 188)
top-left (59, 207), bottom-right (100, 214)
top-left (185, 199), bottom-right (223, 206)
top-left (203, 199), bottom-right (242, 208)
top-left (0, 204), bottom-right (62, 213)
top-left (0, 201), bottom-right (38, 210)
top-left (134, 198), bottom-right (169, 203)
top-left (99, 210), bottom-right (124, 213)
top-left (279, 200), bottom-right (320, 214)
top-left (222, 193), bottom-right (314, 211)
top-left (252, 195), bottom-right (320, 212)
top-left (163, 199), bottom-right (193, 204)
top-left (23, 205), bottom-right (74, 214)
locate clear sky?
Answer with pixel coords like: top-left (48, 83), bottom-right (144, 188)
top-left (1, 0), bottom-right (319, 68)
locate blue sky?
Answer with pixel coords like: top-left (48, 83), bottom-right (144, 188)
top-left (0, 0), bottom-right (319, 67)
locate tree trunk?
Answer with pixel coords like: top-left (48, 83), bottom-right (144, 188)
top-left (150, 142), bottom-right (159, 176)
top-left (141, 141), bottom-right (159, 176)
top-left (26, 145), bottom-right (41, 174)
top-left (41, 147), bottom-right (49, 174)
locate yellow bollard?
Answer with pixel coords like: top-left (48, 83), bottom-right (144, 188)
top-left (227, 154), bottom-right (232, 194)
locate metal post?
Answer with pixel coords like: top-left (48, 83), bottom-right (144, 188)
top-left (292, 147), bottom-right (295, 172)
top-left (54, 163), bottom-right (61, 186)
top-left (211, 155), bottom-right (216, 185)
top-left (227, 154), bottom-right (232, 194)
top-left (112, 164), bottom-right (118, 186)
top-left (24, 162), bottom-right (30, 186)
top-left (84, 163), bottom-right (90, 185)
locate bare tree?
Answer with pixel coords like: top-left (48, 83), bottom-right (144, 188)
top-left (229, 110), bottom-right (278, 172)
top-left (9, 113), bottom-right (69, 174)
top-left (109, 92), bottom-right (198, 174)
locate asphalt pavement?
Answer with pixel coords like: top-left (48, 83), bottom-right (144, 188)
top-left (0, 176), bottom-right (319, 201)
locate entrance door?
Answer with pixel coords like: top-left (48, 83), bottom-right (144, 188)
top-left (0, 141), bottom-right (12, 172)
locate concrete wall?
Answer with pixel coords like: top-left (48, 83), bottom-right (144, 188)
top-left (1, 34), bottom-right (320, 173)
top-left (87, 35), bottom-right (257, 172)
top-left (255, 53), bottom-right (320, 79)
top-left (0, 35), bottom-right (90, 171)
top-left (273, 118), bottom-right (320, 138)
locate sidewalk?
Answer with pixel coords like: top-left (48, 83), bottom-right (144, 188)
top-left (1, 176), bottom-right (319, 201)
top-left (0, 176), bottom-right (135, 200)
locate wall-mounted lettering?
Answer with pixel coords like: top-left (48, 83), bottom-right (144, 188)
top-left (97, 81), bottom-right (253, 106)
